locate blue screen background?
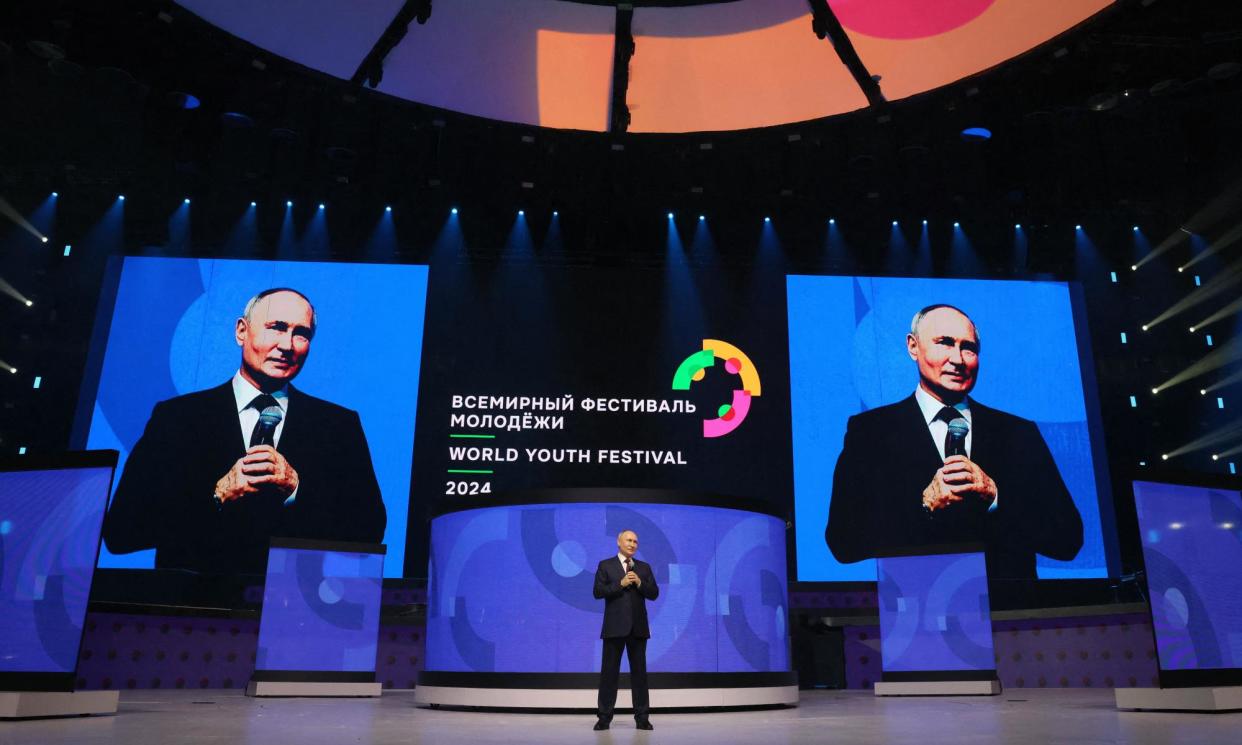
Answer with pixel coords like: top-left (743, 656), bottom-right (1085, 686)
top-left (788, 275), bottom-right (1107, 581)
top-left (0, 467), bottom-right (113, 673)
top-left (1134, 480), bottom-right (1242, 671)
top-left (256, 546), bottom-right (385, 673)
top-left (425, 503), bottom-right (789, 673)
top-left (878, 551), bottom-right (994, 673)
top-left (83, 257), bottom-right (428, 577)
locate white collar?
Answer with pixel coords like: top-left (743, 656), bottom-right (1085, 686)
top-left (232, 371), bottom-right (289, 414)
top-left (914, 386), bottom-right (971, 426)
top-left (618, 552), bottom-right (635, 565)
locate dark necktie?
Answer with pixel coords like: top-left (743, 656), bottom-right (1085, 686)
top-left (934, 405), bottom-right (966, 459)
top-left (625, 558), bottom-right (633, 573)
top-left (248, 394), bottom-right (280, 447)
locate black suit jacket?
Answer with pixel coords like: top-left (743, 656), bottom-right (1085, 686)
top-left (593, 557), bottom-right (660, 639)
top-left (103, 381), bottom-right (386, 574)
top-left (825, 395), bottom-right (1083, 579)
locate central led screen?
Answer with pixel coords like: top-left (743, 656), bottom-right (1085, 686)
top-left (425, 502), bottom-right (789, 674)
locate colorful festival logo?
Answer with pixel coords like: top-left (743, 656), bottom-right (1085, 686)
top-left (672, 340), bottom-right (761, 438)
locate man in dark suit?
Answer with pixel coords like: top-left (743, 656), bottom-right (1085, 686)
top-left (103, 288), bottom-right (386, 574)
top-left (593, 529), bottom-right (659, 731)
top-left (825, 304), bottom-right (1083, 580)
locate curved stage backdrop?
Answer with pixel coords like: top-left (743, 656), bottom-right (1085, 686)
top-left (425, 500), bottom-right (789, 675)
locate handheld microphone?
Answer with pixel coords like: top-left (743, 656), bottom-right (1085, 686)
top-left (945, 417), bottom-right (969, 458)
top-left (253, 405), bottom-right (284, 447)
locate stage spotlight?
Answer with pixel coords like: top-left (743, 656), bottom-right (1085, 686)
top-left (318, 203), bottom-right (325, 210)
top-left (1142, 325), bottom-right (1149, 331)
top-left (40, 237), bottom-right (47, 243)
top-left (8, 368), bottom-right (15, 375)
top-left (922, 219), bottom-right (928, 226)
top-left (1015, 223), bottom-right (1021, 229)
top-left (1131, 265), bottom-right (1137, 271)
top-left (1162, 454), bottom-right (1169, 460)
top-left (699, 215), bottom-right (705, 221)
top-left (118, 195), bottom-right (125, 201)
top-left (553, 211), bottom-right (559, 217)
top-left (451, 207), bottom-right (458, 215)
top-left (51, 192), bottom-right (58, 198)
top-left (1075, 224), bottom-right (1082, 230)
top-left (1133, 226), bottom-right (1140, 232)
top-left (892, 220), bottom-right (898, 227)
top-left (829, 218), bottom-right (836, 225)
top-left (1214, 454), bottom-right (1220, 461)
top-left (953, 222), bottom-right (960, 228)
top-left (518, 210), bottom-right (524, 216)
top-left (25, 300), bottom-right (32, 307)
top-left (1151, 387), bottom-right (1158, 394)
top-left (184, 198), bottom-right (191, 205)
top-left (1190, 327), bottom-right (1196, 332)
top-left (250, 201), bottom-right (256, 208)
top-left (764, 217), bottom-right (771, 223)
top-left (1201, 389), bottom-right (1207, 395)
top-left (385, 206), bottom-right (392, 212)
top-left (667, 212), bottom-right (673, 219)
top-left (286, 200), bottom-right (292, 208)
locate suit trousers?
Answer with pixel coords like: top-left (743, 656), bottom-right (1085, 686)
top-left (596, 636), bottom-right (649, 721)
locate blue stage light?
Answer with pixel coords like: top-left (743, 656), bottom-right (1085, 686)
top-left (892, 220), bottom-right (898, 227)
top-left (953, 222), bottom-right (960, 228)
top-left (286, 200), bottom-right (292, 208)
top-left (63, 245), bottom-right (71, 256)
top-left (829, 218), bottom-right (835, 225)
top-left (1110, 271), bottom-right (1118, 283)
top-left (553, 210), bottom-right (559, 217)
top-left (184, 198), bottom-right (191, 205)
top-left (118, 195), bottom-right (125, 201)
top-left (318, 203), bottom-right (325, 210)
top-left (451, 207), bottom-right (458, 215)
top-left (667, 212), bottom-right (673, 219)
top-left (51, 192), bottom-right (58, 198)
top-left (17, 447), bottom-right (25, 455)
top-left (1015, 223), bottom-right (1021, 229)
top-left (764, 216), bottom-right (771, 223)
top-left (699, 215), bottom-right (705, 221)
top-left (1075, 224), bottom-right (1082, 230)
top-left (961, 127), bottom-right (992, 141)
top-left (250, 201), bottom-right (257, 208)
top-left (922, 219), bottom-right (928, 226)
top-left (1133, 225), bottom-right (1139, 232)
top-left (385, 206), bottom-right (392, 212)
top-left (33, 376), bottom-right (41, 389)
top-left (518, 210), bottom-right (524, 216)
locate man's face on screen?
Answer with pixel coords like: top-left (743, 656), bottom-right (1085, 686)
top-left (236, 291), bottom-right (314, 390)
top-left (617, 531), bottom-right (638, 558)
top-left (907, 307), bottom-right (979, 403)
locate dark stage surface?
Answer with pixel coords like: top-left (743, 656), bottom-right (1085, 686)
top-left (3, 689), bottom-right (1239, 744)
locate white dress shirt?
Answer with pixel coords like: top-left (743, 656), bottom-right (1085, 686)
top-left (913, 386), bottom-right (997, 510)
top-left (913, 386), bottom-right (971, 461)
top-left (231, 371), bottom-right (296, 505)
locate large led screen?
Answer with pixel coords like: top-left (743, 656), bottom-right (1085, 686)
top-left (878, 551), bottom-right (994, 675)
top-left (255, 543), bottom-right (385, 674)
top-left (79, 257), bottom-right (427, 577)
top-left (1134, 480), bottom-right (1242, 673)
top-left (425, 503), bottom-right (789, 674)
top-left (0, 463), bottom-right (114, 677)
top-left (789, 276), bottom-right (1112, 582)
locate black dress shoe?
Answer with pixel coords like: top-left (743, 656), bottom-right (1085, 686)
top-left (593, 720), bottom-right (610, 731)
top-left (635, 720), bottom-right (654, 731)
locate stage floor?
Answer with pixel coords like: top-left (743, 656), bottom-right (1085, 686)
top-left (3, 688), bottom-right (1239, 744)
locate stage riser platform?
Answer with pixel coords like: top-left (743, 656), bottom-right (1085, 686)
top-left (413, 685), bottom-right (798, 709)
